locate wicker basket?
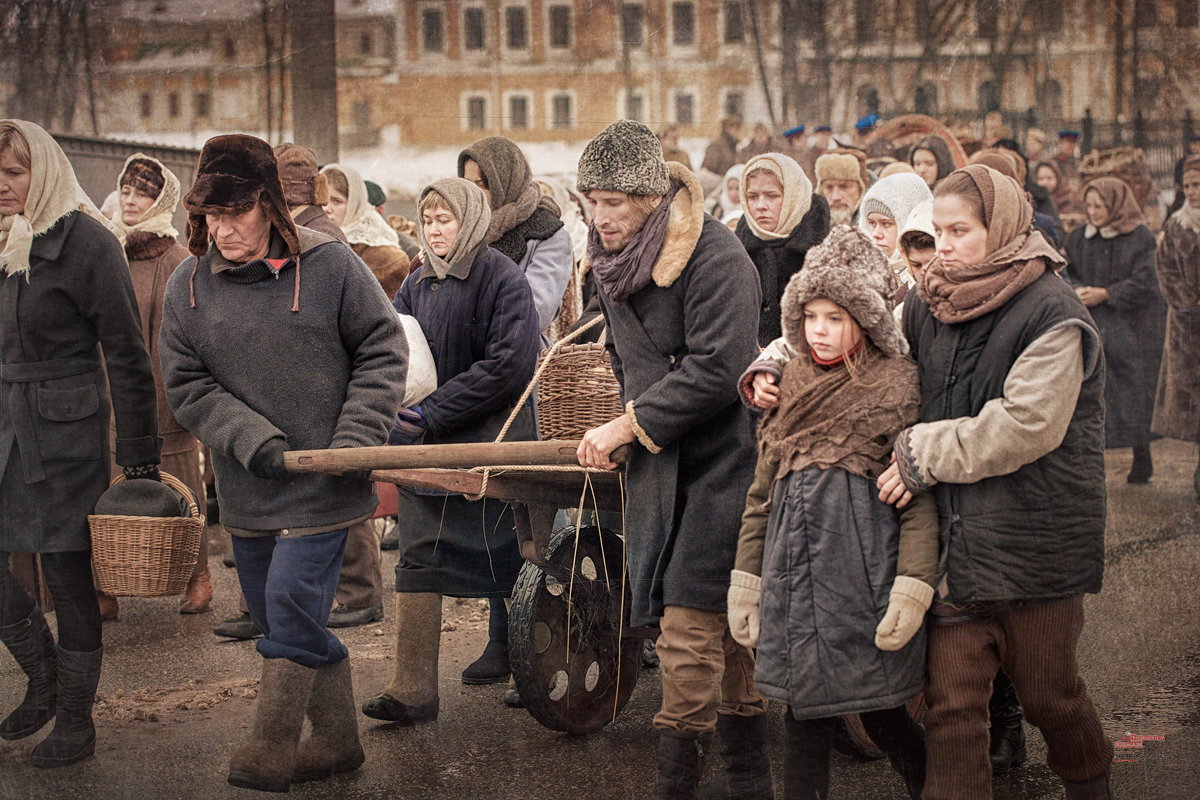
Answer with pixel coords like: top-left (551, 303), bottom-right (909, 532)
top-left (535, 343), bottom-right (623, 440)
top-left (1079, 146), bottom-right (1154, 205)
top-left (88, 471), bottom-right (205, 597)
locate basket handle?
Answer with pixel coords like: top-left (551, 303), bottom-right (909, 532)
top-left (107, 471), bottom-right (203, 522)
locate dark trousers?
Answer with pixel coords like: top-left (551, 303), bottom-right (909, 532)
top-left (1, 550), bottom-right (100, 651)
top-left (231, 529), bottom-right (348, 668)
top-left (784, 706), bottom-right (924, 799)
top-left (922, 596), bottom-right (1113, 799)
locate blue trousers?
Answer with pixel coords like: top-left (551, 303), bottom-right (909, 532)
top-left (231, 529), bottom-right (348, 668)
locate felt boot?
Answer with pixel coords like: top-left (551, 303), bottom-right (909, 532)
top-left (1064, 768), bottom-right (1116, 800)
top-left (698, 713), bottom-right (774, 799)
top-left (291, 658), bottom-right (364, 783)
top-left (30, 647), bottom-right (102, 768)
top-left (0, 608), bottom-right (57, 741)
top-left (989, 669), bottom-right (1027, 772)
top-left (227, 658), bottom-right (316, 792)
top-left (361, 593), bottom-right (440, 724)
top-left (461, 597), bottom-right (510, 685)
top-left (653, 730), bottom-right (705, 800)
top-left (179, 565), bottom-right (212, 614)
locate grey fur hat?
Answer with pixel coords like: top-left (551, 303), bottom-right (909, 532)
top-left (577, 120), bottom-right (671, 196)
top-left (780, 225), bottom-right (908, 357)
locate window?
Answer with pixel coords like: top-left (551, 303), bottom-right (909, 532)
top-left (223, 37), bottom-right (236, 59)
top-left (1179, 0), bottom-right (1200, 26)
top-left (855, 0), bottom-right (875, 43)
top-left (508, 95), bottom-right (529, 129)
top-left (463, 7), bottom-right (486, 50)
top-left (724, 90), bottom-right (744, 119)
top-left (674, 92), bottom-right (695, 125)
top-left (139, 93), bottom-right (151, 119)
top-left (621, 3), bottom-right (644, 47)
top-left (168, 92), bottom-right (180, 118)
top-left (549, 4), bottom-right (571, 48)
top-left (194, 92), bottom-right (210, 118)
top-left (977, 2), bottom-right (996, 38)
top-left (723, 1), bottom-right (746, 43)
top-left (672, 2), bottom-right (695, 45)
top-left (1134, 0), bottom-right (1156, 28)
top-left (551, 94), bottom-right (572, 128)
top-left (1039, 79), bottom-right (1063, 120)
top-left (506, 6), bottom-right (528, 49)
top-left (624, 92), bottom-right (645, 122)
top-left (467, 96), bottom-right (487, 130)
top-left (1033, 0), bottom-right (1063, 34)
top-left (978, 80), bottom-right (999, 112)
top-left (913, 83), bottom-right (937, 116)
top-left (360, 32), bottom-right (373, 54)
top-left (353, 100), bottom-right (370, 129)
top-left (422, 7), bottom-right (444, 52)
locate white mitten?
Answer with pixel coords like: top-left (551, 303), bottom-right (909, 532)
top-left (727, 570), bottom-right (762, 650)
top-left (874, 575), bottom-right (935, 652)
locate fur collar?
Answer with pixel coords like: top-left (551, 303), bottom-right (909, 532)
top-left (651, 162), bottom-right (705, 289)
top-left (492, 205), bottom-right (565, 263)
top-left (124, 231), bottom-right (175, 262)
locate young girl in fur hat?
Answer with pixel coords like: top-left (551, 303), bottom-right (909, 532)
top-left (727, 225), bottom-right (937, 800)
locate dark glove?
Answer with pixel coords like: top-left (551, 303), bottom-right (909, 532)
top-left (248, 438), bottom-right (289, 480)
top-left (122, 464), bottom-right (161, 482)
top-left (388, 405), bottom-right (426, 446)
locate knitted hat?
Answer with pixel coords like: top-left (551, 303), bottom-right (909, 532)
top-left (577, 120), bottom-right (671, 196)
top-left (183, 134), bottom-right (299, 257)
top-left (815, 148), bottom-right (869, 194)
top-left (858, 173), bottom-right (932, 231)
top-left (780, 225), bottom-right (906, 357)
top-left (273, 142), bottom-right (328, 207)
top-left (364, 180), bottom-right (386, 208)
top-left (120, 158), bottom-right (165, 199)
top-left (899, 200), bottom-right (935, 250)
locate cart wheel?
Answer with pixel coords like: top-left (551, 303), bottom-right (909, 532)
top-left (509, 525), bottom-right (642, 733)
top-left (835, 693), bottom-right (927, 759)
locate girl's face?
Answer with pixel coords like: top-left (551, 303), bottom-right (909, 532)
top-left (865, 212), bottom-right (898, 255)
top-left (119, 183), bottom-right (156, 226)
top-left (904, 246), bottom-right (936, 283)
top-left (804, 298), bottom-right (864, 360)
top-left (1184, 170), bottom-right (1200, 208)
top-left (725, 177), bottom-right (741, 206)
top-left (911, 149), bottom-right (940, 187)
top-left (745, 172), bottom-right (784, 233)
top-left (1084, 189), bottom-right (1110, 228)
top-left (323, 187), bottom-right (348, 227)
top-left (932, 194), bottom-right (989, 269)
top-left (421, 203), bottom-right (459, 257)
top-left (1035, 165), bottom-right (1058, 192)
top-left (0, 146), bottom-right (31, 216)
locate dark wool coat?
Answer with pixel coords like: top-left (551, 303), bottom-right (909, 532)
top-left (160, 228), bottom-right (407, 531)
top-left (597, 166), bottom-right (761, 626)
top-left (735, 194), bottom-right (831, 345)
top-left (0, 212), bottom-right (160, 552)
top-left (756, 467), bottom-right (926, 719)
top-left (1064, 225), bottom-right (1166, 448)
top-left (1152, 217), bottom-right (1200, 442)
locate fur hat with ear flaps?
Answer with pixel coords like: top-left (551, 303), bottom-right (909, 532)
top-left (780, 224), bottom-right (908, 357)
top-left (273, 142), bottom-right (329, 208)
top-left (183, 134), bottom-right (299, 257)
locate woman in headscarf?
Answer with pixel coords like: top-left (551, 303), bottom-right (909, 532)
top-left (876, 165), bottom-right (1114, 799)
top-left (735, 152), bottom-right (830, 345)
top-left (908, 135), bottom-right (956, 189)
top-left (361, 178), bottom-right (540, 724)
top-left (0, 120), bottom-right (159, 768)
top-left (1063, 176), bottom-right (1166, 483)
top-left (1153, 155), bottom-right (1200, 499)
top-left (535, 175), bottom-right (590, 342)
top-left (102, 154), bottom-right (209, 616)
top-left (1034, 159), bottom-right (1077, 217)
top-left (320, 163), bottom-right (411, 301)
top-left (857, 172), bottom-right (934, 299)
top-left (709, 162), bottom-right (746, 225)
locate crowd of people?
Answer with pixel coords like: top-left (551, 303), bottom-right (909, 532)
top-left (0, 107), bottom-right (1198, 800)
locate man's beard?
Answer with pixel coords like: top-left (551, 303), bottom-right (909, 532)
top-left (829, 206), bottom-right (854, 226)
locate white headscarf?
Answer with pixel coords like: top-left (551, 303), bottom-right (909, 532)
top-left (320, 163), bottom-right (399, 249)
top-left (0, 119), bottom-right (117, 278)
top-left (857, 172), bottom-right (933, 252)
top-left (739, 153), bottom-right (814, 241)
top-left (109, 153), bottom-right (181, 242)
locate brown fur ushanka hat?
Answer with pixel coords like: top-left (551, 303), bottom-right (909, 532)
top-left (274, 142), bottom-right (329, 208)
top-left (780, 224), bottom-right (908, 357)
top-left (182, 134), bottom-right (300, 257)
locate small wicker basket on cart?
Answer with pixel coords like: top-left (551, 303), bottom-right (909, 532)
top-left (535, 341), bottom-right (623, 440)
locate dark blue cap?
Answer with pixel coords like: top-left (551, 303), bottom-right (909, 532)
top-left (1058, 129), bottom-right (1081, 139)
top-left (855, 113), bottom-right (879, 131)
top-left (782, 124), bottom-right (805, 138)
top-left (814, 125), bottom-right (832, 133)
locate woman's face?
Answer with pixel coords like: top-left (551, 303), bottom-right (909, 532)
top-left (462, 159), bottom-right (492, 206)
top-left (323, 187), bottom-right (348, 228)
top-left (1183, 170), bottom-right (1200, 208)
top-left (0, 146), bottom-right (32, 216)
top-left (911, 149), bottom-right (939, 187)
top-left (1036, 165), bottom-right (1058, 192)
top-left (119, 183), bottom-right (156, 226)
top-left (932, 194), bottom-right (989, 269)
top-left (1084, 189), bottom-right (1110, 228)
top-left (725, 177), bottom-right (741, 207)
top-left (865, 212), bottom-right (898, 255)
top-left (744, 172), bottom-right (784, 233)
top-left (804, 298), bottom-right (863, 360)
top-left (422, 204), bottom-right (460, 258)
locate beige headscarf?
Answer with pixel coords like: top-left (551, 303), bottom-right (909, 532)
top-left (320, 163), bottom-right (400, 249)
top-left (739, 153), bottom-right (813, 241)
top-left (416, 178), bottom-right (492, 281)
top-left (110, 153), bottom-right (180, 242)
top-left (0, 119), bottom-right (116, 278)
top-left (1081, 176), bottom-right (1146, 239)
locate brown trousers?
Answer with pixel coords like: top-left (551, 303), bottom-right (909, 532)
top-left (922, 597), bottom-right (1113, 800)
top-left (654, 605), bottom-right (769, 735)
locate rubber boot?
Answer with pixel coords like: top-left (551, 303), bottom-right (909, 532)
top-left (30, 646), bottom-right (102, 768)
top-left (227, 658), bottom-right (316, 792)
top-left (360, 593), bottom-right (441, 724)
top-left (291, 658), bottom-right (365, 783)
top-left (783, 713), bottom-right (833, 800)
top-left (1064, 768), bottom-right (1115, 800)
top-left (989, 669), bottom-right (1027, 772)
top-left (653, 730), bottom-right (705, 800)
top-left (461, 597), bottom-right (510, 685)
top-left (698, 713), bottom-right (774, 799)
top-left (0, 608), bottom-right (57, 741)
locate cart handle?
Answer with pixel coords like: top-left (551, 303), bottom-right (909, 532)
top-left (284, 440), bottom-right (631, 474)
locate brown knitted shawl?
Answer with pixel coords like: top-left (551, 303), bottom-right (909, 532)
top-left (759, 346), bottom-right (920, 483)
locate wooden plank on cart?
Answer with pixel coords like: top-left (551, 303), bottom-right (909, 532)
top-left (284, 440), bottom-right (630, 474)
